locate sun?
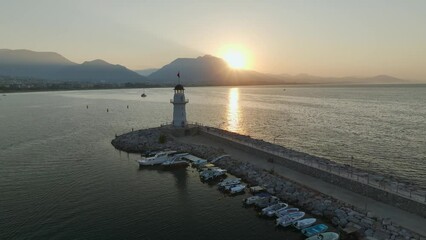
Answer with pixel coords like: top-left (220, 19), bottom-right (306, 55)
top-left (223, 50), bottom-right (247, 69)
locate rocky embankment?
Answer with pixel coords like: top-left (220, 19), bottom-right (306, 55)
top-left (112, 127), bottom-right (424, 240)
top-left (214, 159), bottom-right (423, 240)
top-left (111, 127), bottom-right (223, 159)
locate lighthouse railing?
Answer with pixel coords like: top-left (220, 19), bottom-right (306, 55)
top-left (170, 99), bottom-right (189, 103)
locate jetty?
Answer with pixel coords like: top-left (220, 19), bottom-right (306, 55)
top-left (112, 124), bottom-right (426, 239)
top-left (111, 82), bottom-right (425, 239)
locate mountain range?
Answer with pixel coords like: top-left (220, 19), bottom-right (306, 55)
top-left (0, 49), bottom-right (407, 86)
top-left (148, 55), bottom-right (286, 86)
top-left (0, 49), bottom-right (147, 83)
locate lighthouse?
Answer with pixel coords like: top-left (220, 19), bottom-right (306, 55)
top-left (170, 83), bottom-right (188, 128)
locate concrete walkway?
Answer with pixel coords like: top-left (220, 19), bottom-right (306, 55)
top-left (179, 134), bottom-right (426, 237)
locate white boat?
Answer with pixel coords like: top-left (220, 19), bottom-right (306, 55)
top-left (261, 202), bottom-right (288, 217)
top-left (229, 184), bottom-right (246, 194)
top-left (276, 211), bottom-right (305, 227)
top-left (200, 169), bottom-right (214, 179)
top-left (305, 232), bottom-right (339, 240)
top-left (249, 186), bottom-right (265, 193)
top-left (161, 154), bottom-right (189, 168)
top-left (200, 168), bottom-right (227, 181)
top-left (191, 159), bottom-right (208, 167)
top-left (218, 178), bottom-right (241, 188)
top-left (223, 183), bottom-right (241, 191)
top-left (138, 151), bottom-right (179, 166)
top-left (275, 207), bottom-right (299, 217)
top-left (243, 195), bottom-right (262, 205)
top-left (197, 163), bottom-right (215, 172)
top-left (293, 218), bottom-right (317, 230)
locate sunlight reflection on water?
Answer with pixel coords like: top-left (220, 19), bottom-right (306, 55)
top-left (226, 88), bottom-right (243, 133)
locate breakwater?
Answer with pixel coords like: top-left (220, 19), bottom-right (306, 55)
top-left (111, 125), bottom-right (425, 239)
top-left (200, 127), bottom-right (426, 218)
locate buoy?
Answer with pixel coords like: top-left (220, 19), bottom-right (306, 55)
top-left (127, 105), bottom-right (129, 109)
top-left (86, 105), bottom-right (88, 109)
top-left (107, 108), bottom-right (109, 112)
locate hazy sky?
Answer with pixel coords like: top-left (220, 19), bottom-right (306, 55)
top-left (1, 0), bottom-right (426, 80)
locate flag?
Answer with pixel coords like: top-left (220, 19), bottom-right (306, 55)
top-left (177, 72), bottom-right (180, 78)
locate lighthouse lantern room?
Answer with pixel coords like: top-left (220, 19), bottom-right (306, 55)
top-left (170, 83), bottom-right (188, 127)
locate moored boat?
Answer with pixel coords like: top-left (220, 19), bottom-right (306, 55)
top-left (161, 157), bottom-right (189, 168)
top-left (243, 195), bottom-right (262, 205)
top-left (302, 224), bottom-right (329, 237)
top-left (254, 196), bottom-right (280, 208)
top-left (218, 178), bottom-right (241, 189)
top-left (200, 168), bottom-right (227, 181)
top-left (261, 202), bottom-right (288, 217)
top-left (276, 211), bottom-right (305, 227)
top-left (293, 218), bottom-right (317, 230)
top-left (305, 232), bottom-right (339, 240)
top-left (229, 184), bottom-right (246, 194)
top-left (191, 159), bottom-right (208, 167)
top-left (275, 207), bottom-right (299, 218)
top-left (197, 163), bottom-right (215, 172)
top-left (138, 151), bottom-right (179, 166)
top-left (249, 186), bottom-right (265, 194)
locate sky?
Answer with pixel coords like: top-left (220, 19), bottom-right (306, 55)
top-left (1, 0), bottom-right (426, 80)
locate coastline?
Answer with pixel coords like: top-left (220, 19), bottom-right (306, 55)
top-left (111, 125), bottom-right (426, 239)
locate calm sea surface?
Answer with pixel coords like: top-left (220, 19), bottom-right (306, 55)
top-left (1, 84), bottom-right (425, 239)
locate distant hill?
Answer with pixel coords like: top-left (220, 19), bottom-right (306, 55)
top-left (149, 55), bottom-right (282, 86)
top-left (272, 73), bottom-right (407, 84)
top-left (0, 49), bottom-right (148, 83)
top-left (57, 59), bottom-right (145, 83)
top-left (0, 49), bottom-right (75, 79)
top-left (135, 68), bottom-right (159, 76)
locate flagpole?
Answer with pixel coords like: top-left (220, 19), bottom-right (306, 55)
top-left (177, 71), bottom-right (181, 85)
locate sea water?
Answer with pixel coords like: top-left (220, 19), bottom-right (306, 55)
top-left (1, 84), bottom-right (425, 239)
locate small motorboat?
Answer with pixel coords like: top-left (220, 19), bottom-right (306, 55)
top-left (302, 224), bottom-right (329, 237)
top-left (243, 195), bottom-right (262, 205)
top-left (305, 232), bottom-right (339, 240)
top-left (200, 168), bottom-right (227, 181)
top-left (141, 89), bottom-right (147, 98)
top-left (249, 186), bottom-right (265, 194)
top-left (275, 207), bottom-right (299, 218)
top-left (142, 150), bottom-right (162, 158)
top-left (261, 202), bottom-right (288, 217)
top-left (161, 155), bottom-right (189, 168)
top-left (254, 196), bottom-right (280, 208)
top-left (293, 218), bottom-right (317, 230)
top-left (197, 163), bottom-right (215, 172)
top-left (222, 183), bottom-right (239, 191)
top-left (138, 151), bottom-right (178, 166)
top-left (276, 211), bottom-right (305, 227)
top-left (218, 178), bottom-right (241, 189)
top-left (191, 159), bottom-right (208, 167)
top-left (229, 184), bottom-right (246, 194)
top-left (243, 194), bottom-right (272, 205)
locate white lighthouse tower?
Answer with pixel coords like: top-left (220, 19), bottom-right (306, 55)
top-left (170, 82), bottom-right (188, 128)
